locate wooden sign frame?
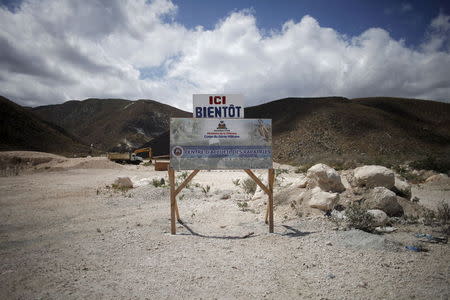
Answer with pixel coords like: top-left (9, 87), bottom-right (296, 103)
top-left (168, 167), bottom-right (275, 234)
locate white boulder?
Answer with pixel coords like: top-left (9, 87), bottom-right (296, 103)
top-left (365, 187), bottom-right (403, 217)
top-left (425, 173), bottom-right (449, 183)
top-left (306, 163), bottom-right (345, 192)
top-left (292, 176), bottom-right (308, 188)
top-left (308, 187), bottom-right (339, 211)
top-left (367, 209), bottom-right (388, 227)
top-left (114, 177), bottom-right (133, 188)
top-left (353, 165), bottom-right (395, 189)
top-left (394, 177), bottom-right (411, 199)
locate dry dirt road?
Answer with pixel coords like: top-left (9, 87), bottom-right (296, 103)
top-left (0, 156), bottom-right (449, 299)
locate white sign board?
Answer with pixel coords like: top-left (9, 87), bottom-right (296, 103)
top-left (193, 94), bottom-right (244, 118)
top-left (170, 118), bottom-right (272, 170)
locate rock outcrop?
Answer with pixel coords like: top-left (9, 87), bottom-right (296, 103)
top-left (367, 209), bottom-right (388, 227)
top-left (306, 163), bottom-right (345, 192)
top-left (364, 187), bottom-right (403, 216)
top-left (393, 177), bottom-right (411, 199)
top-left (353, 165), bottom-right (395, 189)
top-left (308, 187), bottom-right (339, 211)
top-left (114, 177), bottom-right (133, 188)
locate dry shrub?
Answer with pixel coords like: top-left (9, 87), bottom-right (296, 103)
top-left (241, 178), bottom-right (257, 195)
top-left (345, 202), bottom-right (376, 233)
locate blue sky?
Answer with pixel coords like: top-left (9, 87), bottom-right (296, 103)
top-left (0, 0), bottom-right (449, 109)
top-left (174, 0), bottom-right (448, 47)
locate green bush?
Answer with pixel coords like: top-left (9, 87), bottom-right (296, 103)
top-left (151, 178), bottom-right (166, 188)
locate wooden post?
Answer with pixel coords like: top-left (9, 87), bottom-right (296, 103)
top-left (174, 200), bottom-right (181, 221)
top-left (244, 169), bottom-right (275, 233)
top-left (168, 167), bottom-right (176, 234)
top-left (268, 168), bottom-right (275, 233)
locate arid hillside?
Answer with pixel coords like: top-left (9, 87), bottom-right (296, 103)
top-left (245, 97), bottom-right (450, 166)
top-left (32, 98), bottom-right (190, 151)
top-left (0, 96), bottom-right (90, 155)
top-left (3, 95), bottom-right (450, 168)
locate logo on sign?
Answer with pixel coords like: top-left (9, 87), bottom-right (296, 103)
top-left (217, 121), bottom-right (227, 130)
top-left (172, 146), bottom-right (184, 157)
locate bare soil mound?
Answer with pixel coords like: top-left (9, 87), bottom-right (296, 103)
top-left (0, 151), bottom-right (123, 176)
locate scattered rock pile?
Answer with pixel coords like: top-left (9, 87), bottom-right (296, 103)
top-left (248, 163), bottom-right (433, 227)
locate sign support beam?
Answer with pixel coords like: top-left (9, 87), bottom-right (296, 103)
top-left (169, 168), bottom-right (275, 235)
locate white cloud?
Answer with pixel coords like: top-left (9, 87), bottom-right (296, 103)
top-left (0, 0), bottom-right (449, 111)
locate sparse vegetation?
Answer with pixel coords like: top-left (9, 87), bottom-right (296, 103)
top-left (111, 184), bottom-right (133, 193)
top-left (237, 201), bottom-right (255, 213)
top-left (344, 202), bottom-right (375, 232)
top-left (410, 156), bottom-right (450, 174)
top-left (201, 185), bottom-right (210, 195)
top-left (275, 168), bottom-right (289, 177)
top-left (437, 201), bottom-right (450, 226)
top-left (151, 178), bottom-right (166, 188)
top-left (392, 165), bottom-right (423, 183)
top-left (295, 163), bottom-right (314, 173)
top-left (423, 210), bottom-right (436, 226)
top-left (176, 171), bottom-right (191, 188)
top-left (232, 178), bottom-right (240, 186)
top-left (237, 201), bottom-right (248, 209)
top-left (241, 178), bottom-right (257, 195)
top-left (178, 171), bottom-right (189, 181)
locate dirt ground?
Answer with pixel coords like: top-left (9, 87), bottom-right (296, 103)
top-left (0, 153), bottom-right (449, 299)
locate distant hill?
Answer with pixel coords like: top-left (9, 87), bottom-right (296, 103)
top-left (245, 97), bottom-right (450, 166)
top-left (32, 98), bottom-right (190, 151)
top-left (145, 97), bottom-right (450, 167)
top-left (23, 95), bottom-right (450, 167)
top-left (0, 95), bottom-right (91, 155)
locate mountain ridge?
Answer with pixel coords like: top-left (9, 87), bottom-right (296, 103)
top-left (0, 95), bottom-right (91, 155)
top-left (32, 98), bottom-right (191, 151)
top-left (3, 95), bottom-right (449, 167)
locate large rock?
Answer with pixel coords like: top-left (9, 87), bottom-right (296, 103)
top-left (367, 209), bottom-right (388, 227)
top-left (308, 187), bottom-right (339, 211)
top-left (396, 196), bottom-right (425, 218)
top-left (114, 177), bottom-right (133, 188)
top-left (425, 173), bottom-right (449, 183)
top-left (393, 177), bottom-right (411, 199)
top-left (353, 165), bottom-right (395, 189)
top-left (292, 176), bottom-right (308, 188)
top-left (364, 187), bottom-right (403, 216)
top-left (306, 164), bottom-right (345, 192)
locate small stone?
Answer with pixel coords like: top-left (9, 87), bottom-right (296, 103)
top-left (357, 281), bottom-right (368, 288)
top-left (96, 228), bottom-right (101, 233)
top-left (326, 242), bottom-right (333, 246)
top-left (326, 273), bottom-right (336, 279)
top-left (114, 177), bottom-right (133, 188)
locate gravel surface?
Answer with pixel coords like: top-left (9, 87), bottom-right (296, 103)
top-left (0, 155), bottom-right (449, 299)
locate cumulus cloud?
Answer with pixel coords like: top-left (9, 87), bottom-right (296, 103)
top-left (0, 0), bottom-right (449, 110)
